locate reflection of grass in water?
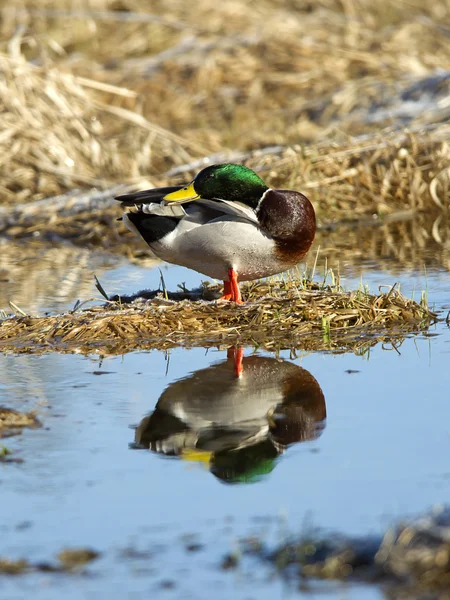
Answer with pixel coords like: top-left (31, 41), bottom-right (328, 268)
top-left (0, 239), bottom-right (125, 313)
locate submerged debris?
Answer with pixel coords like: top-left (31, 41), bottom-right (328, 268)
top-left (0, 558), bottom-right (29, 575)
top-left (0, 407), bottom-right (41, 436)
top-left (0, 548), bottom-right (100, 576)
top-left (56, 548), bottom-right (100, 571)
top-left (267, 506), bottom-right (450, 590)
top-left (0, 407), bottom-right (41, 462)
top-left (0, 280), bottom-right (438, 355)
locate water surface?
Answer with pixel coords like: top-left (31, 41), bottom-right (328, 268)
top-left (1, 231), bottom-right (450, 599)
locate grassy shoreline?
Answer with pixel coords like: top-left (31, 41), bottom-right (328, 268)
top-left (0, 280), bottom-right (438, 355)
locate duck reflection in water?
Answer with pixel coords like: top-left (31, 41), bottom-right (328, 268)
top-left (133, 348), bottom-right (326, 484)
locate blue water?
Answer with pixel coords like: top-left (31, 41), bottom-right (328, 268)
top-left (1, 251), bottom-right (449, 599)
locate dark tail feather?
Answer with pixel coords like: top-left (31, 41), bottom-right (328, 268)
top-left (115, 186), bottom-right (183, 206)
top-left (125, 212), bottom-right (179, 245)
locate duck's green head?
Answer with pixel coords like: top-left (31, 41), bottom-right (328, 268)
top-left (163, 164), bottom-right (268, 209)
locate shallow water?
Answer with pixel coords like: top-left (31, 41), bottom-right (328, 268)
top-left (1, 232), bottom-right (450, 599)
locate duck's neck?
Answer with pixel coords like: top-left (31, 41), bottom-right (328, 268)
top-left (256, 189), bottom-right (316, 253)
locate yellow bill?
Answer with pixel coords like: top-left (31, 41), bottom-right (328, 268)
top-left (163, 182), bottom-right (200, 203)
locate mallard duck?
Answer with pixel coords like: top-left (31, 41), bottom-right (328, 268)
top-left (116, 163), bottom-right (316, 303)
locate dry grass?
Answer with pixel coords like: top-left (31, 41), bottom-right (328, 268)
top-left (0, 0), bottom-right (448, 222)
top-left (0, 279), bottom-right (438, 355)
top-left (0, 54), bottom-right (197, 203)
top-left (0, 126), bottom-right (449, 252)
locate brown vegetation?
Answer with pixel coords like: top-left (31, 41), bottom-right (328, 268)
top-left (0, 0), bottom-right (448, 233)
top-left (0, 279), bottom-right (438, 355)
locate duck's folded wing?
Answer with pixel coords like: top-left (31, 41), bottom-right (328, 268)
top-left (115, 186), bottom-right (183, 206)
top-left (187, 198), bottom-right (259, 224)
top-left (116, 188), bottom-right (259, 224)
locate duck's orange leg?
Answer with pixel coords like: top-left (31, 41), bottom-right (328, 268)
top-left (219, 268), bottom-right (243, 303)
top-left (219, 280), bottom-right (233, 301)
top-left (228, 268), bottom-right (242, 304)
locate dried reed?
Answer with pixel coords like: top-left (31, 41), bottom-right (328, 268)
top-left (0, 280), bottom-right (438, 355)
top-left (0, 0), bottom-right (448, 218)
